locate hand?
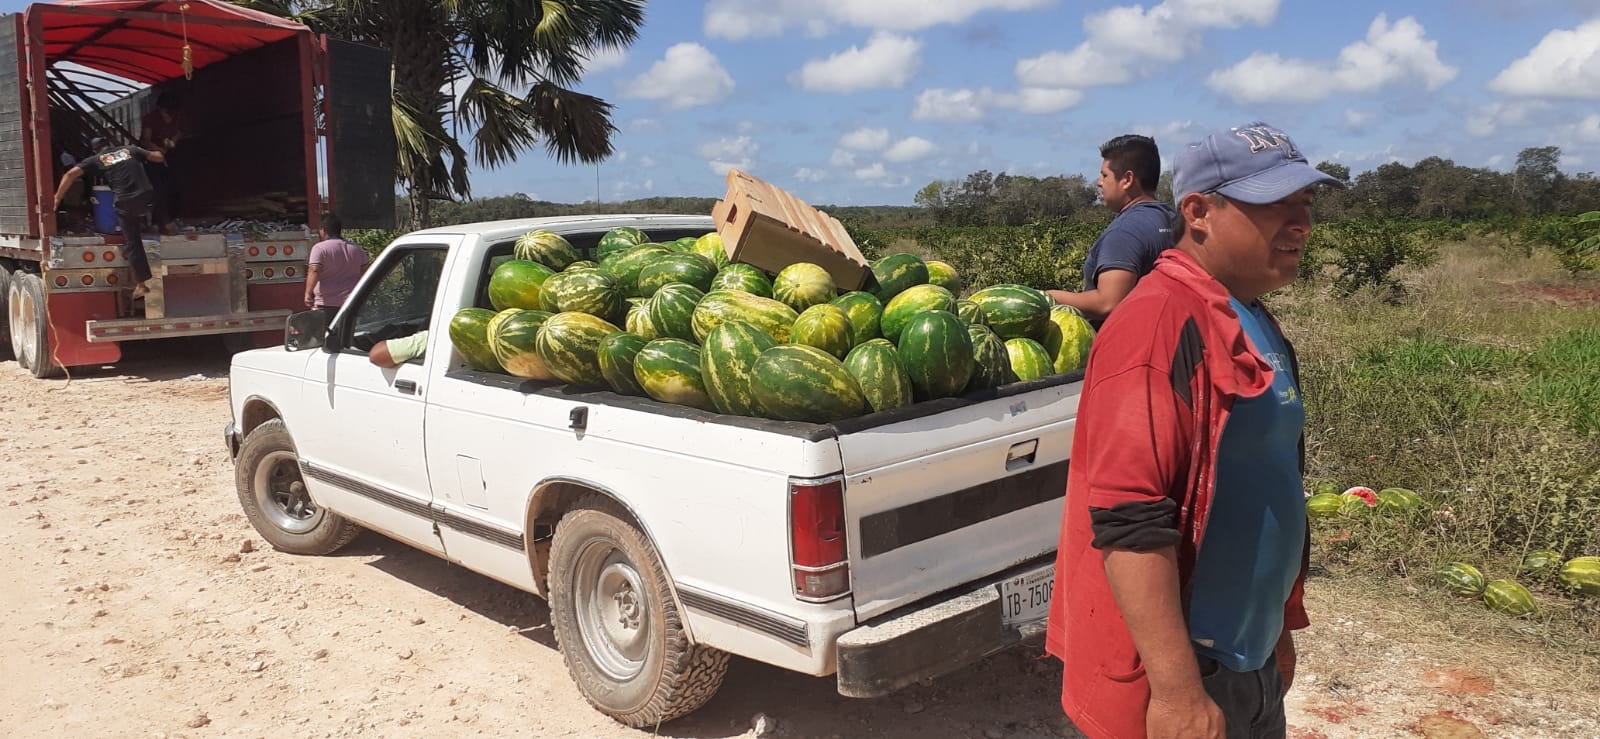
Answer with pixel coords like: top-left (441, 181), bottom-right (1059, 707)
top-left (1277, 632), bottom-right (1297, 695)
top-left (1146, 689), bottom-right (1226, 739)
top-left (304, 295), bottom-right (315, 308)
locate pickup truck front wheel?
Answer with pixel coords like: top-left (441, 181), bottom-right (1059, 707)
top-left (548, 496), bottom-right (729, 727)
top-left (235, 419), bottom-right (361, 555)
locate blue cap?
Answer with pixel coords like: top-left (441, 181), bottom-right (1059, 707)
top-left (1171, 122), bottom-right (1342, 205)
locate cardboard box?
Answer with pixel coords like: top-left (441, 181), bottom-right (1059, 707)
top-left (712, 169), bottom-right (871, 290)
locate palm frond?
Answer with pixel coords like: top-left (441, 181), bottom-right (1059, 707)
top-left (525, 80), bottom-right (616, 165)
top-left (457, 77), bottom-right (541, 169)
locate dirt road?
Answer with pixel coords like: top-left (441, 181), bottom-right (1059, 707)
top-left (3, 340), bottom-right (1596, 738)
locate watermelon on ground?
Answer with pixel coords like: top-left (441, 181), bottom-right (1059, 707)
top-left (844, 339), bottom-right (913, 414)
top-left (750, 345), bottom-right (868, 423)
top-left (1558, 556), bottom-right (1600, 595)
top-left (487, 260), bottom-right (556, 311)
top-left (1376, 487), bottom-right (1424, 514)
top-left (513, 229), bottom-right (578, 270)
top-left (790, 304), bottom-right (856, 360)
top-left (534, 312), bottom-right (619, 387)
top-left (700, 321), bottom-right (778, 417)
top-left (1438, 562), bottom-right (1487, 596)
top-left (1519, 550), bottom-right (1564, 580)
top-left (634, 338), bottom-right (715, 411)
top-left (897, 310), bottom-right (975, 401)
top-left (1305, 492), bottom-right (1343, 518)
top-left (1482, 579), bottom-right (1537, 616)
top-left (448, 307), bottom-right (502, 372)
top-left (597, 332), bottom-right (649, 396)
top-left (869, 253), bottom-right (929, 302)
top-left (772, 263), bottom-right (838, 313)
top-left (489, 309), bottom-right (556, 380)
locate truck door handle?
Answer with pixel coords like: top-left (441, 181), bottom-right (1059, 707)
top-left (394, 379), bottom-right (419, 395)
top-left (1006, 439), bottom-right (1039, 471)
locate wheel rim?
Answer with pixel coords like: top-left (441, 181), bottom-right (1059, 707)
top-left (11, 280), bottom-right (37, 363)
top-left (251, 449), bottom-right (322, 534)
top-left (573, 537), bottom-right (652, 681)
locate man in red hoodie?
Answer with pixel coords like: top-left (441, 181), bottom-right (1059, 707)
top-left (1045, 122), bottom-right (1342, 739)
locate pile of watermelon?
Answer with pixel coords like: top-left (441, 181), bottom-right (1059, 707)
top-left (448, 227), bottom-right (1096, 424)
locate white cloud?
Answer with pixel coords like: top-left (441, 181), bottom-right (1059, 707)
top-left (1464, 100), bottom-right (1548, 136)
top-left (792, 33), bottom-right (921, 92)
top-left (620, 43), bottom-right (735, 109)
top-left (583, 46), bottom-right (628, 75)
top-left (1206, 15), bottom-right (1457, 104)
top-left (1561, 113), bottom-right (1600, 143)
top-left (1005, 87), bottom-right (1083, 114)
top-left (910, 86), bottom-right (1080, 122)
top-left (830, 149), bottom-right (858, 167)
top-left (698, 136), bottom-right (759, 175)
top-left (884, 137), bottom-right (935, 162)
top-left (840, 127), bottom-right (891, 151)
top-left (1344, 109), bottom-right (1373, 129)
top-left (1487, 19), bottom-right (1600, 99)
top-left (704, 0), bottom-right (1054, 39)
top-left (1016, 0), bottom-right (1279, 88)
top-left (913, 88), bottom-right (986, 122)
top-left (638, 155), bottom-right (657, 167)
top-left (628, 118), bottom-right (661, 132)
top-left (795, 167), bottom-right (827, 182)
top-left (854, 162), bottom-right (888, 180)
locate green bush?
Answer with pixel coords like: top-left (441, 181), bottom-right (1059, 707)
top-left (346, 229), bottom-right (404, 260)
top-left (1322, 218), bottom-right (1439, 295)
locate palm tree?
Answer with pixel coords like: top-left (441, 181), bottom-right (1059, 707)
top-left (236, 0), bottom-right (645, 228)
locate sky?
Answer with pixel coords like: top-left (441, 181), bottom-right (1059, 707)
top-left (10, 0), bottom-right (1600, 206)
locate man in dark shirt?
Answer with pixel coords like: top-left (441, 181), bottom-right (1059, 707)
top-left (52, 137), bottom-right (166, 298)
top-left (140, 93), bottom-right (185, 234)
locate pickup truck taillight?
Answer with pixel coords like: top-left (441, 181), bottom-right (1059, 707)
top-left (789, 475), bottom-right (850, 602)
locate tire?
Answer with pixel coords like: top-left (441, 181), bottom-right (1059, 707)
top-left (548, 495), bottom-right (729, 727)
top-left (0, 260), bottom-right (13, 355)
top-left (234, 419), bottom-right (361, 555)
top-left (9, 272), bottom-right (60, 378)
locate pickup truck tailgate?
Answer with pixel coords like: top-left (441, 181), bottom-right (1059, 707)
top-left (839, 380), bottom-right (1080, 622)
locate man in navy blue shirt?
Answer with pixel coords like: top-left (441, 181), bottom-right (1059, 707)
top-left (1048, 134), bottom-right (1177, 326)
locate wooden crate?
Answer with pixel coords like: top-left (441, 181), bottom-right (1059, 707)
top-left (711, 169), bottom-right (871, 290)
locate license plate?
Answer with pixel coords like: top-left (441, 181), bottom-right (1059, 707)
top-left (997, 566), bottom-right (1055, 626)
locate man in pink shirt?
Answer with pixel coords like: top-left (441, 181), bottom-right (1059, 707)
top-left (303, 213), bottom-right (369, 318)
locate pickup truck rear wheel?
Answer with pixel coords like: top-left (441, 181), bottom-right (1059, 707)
top-left (235, 419), bottom-right (361, 555)
top-left (548, 496), bottom-right (729, 727)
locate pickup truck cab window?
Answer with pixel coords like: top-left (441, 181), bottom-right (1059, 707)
top-left (339, 244), bottom-right (449, 358)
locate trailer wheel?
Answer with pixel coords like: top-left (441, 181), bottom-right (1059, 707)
top-left (235, 419), bottom-right (361, 555)
top-left (0, 261), bottom-right (12, 357)
top-left (9, 272), bottom-right (60, 378)
top-left (547, 495), bottom-right (729, 728)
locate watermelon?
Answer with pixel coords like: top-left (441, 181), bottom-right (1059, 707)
top-left (448, 307), bottom-right (502, 372)
top-left (564, 260), bottom-right (599, 272)
top-left (1518, 550), bottom-right (1564, 580)
top-left (691, 232), bottom-right (730, 268)
top-left (1338, 492), bottom-right (1375, 516)
top-left (487, 259), bottom-right (557, 311)
top-left (1307, 479), bottom-right (1342, 498)
top-left (1043, 305), bottom-right (1095, 374)
top-left (710, 263), bottom-right (773, 297)
top-left (634, 338), bottom-right (715, 411)
top-left (772, 263), bottom-right (838, 313)
top-left (545, 269), bottom-right (625, 322)
top-left (486, 308), bottom-right (521, 346)
top-left (625, 299), bottom-right (659, 340)
top-left (596, 226), bottom-right (648, 261)
top-left (750, 345), bottom-right (868, 423)
top-left (789, 304), bottom-right (856, 359)
top-left (869, 253), bottom-right (929, 302)
top-left (830, 291), bottom-right (884, 344)
top-left (880, 284), bottom-right (956, 343)
top-left (971, 284), bottom-right (1052, 342)
top-left (955, 299), bottom-right (982, 326)
top-left (1376, 487), bottom-right (1424, 514)
top-left (700, 321), bottom-right (778, 417)
top-left (1438, 562), bottom-right (1487, 596)
top-left (1482, 579), bottom-right (1537, 616)
top-left (637, 252), bottom-right (718, 297)
top-left (1005, 338), bottom-right (1054, 382)
top-left (897, 311), bottom-right (975, 401)
top-left (534, 312), bottom-right (619, 387)
top-left (513, 229), bottom-right (578, 270)
top-left (926, 259), bottom-right (964, 296)
top-left (691, 290), bottom-right (799, 344)
top-left (535, 271), bottom-right (566, 312)
top-left (600, 244), bottom-right (672, 298)
top-left (647, 283), bottom-right (705, 342)
top-left (597, 332), bottom-right (649, 396)
top-left (1305, 492), bottom-right (1343, 518)
top-left (1558, 556), bottom-right (1600, 595)
top-left (965, 324), bottom-right (1013, 391)
top-left (653, 240), bottom-right (688, 253)
top-left (844, 339), bottom-right (913, 414)
top-left (673, 236), bottom-right (699, 252)
top-left (489, 309), bottom-right (556, 380)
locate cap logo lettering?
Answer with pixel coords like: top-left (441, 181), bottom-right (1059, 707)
top-left (1234, 126), bottom-right (1298, 158)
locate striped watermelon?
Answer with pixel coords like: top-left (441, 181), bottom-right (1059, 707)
top-left (880, 284), bottom-right (956, 343)
top-left (971, 284), bottom-right (1052, 342)
top-left (1437, 562), bottom-right (1487, 596)
top-left (596, 226), bottom-right (648, 261)
top-left (831, 291), bottom-right (884, 344)
top-left (545, 269), bottom-right (625, 322)
top-left (535, 271), bottom-right (566, 312)
top-left (513, 229), bottom-right (578, 270)
top-left (647, 283), bottom-right (705, 342)
top-left (897, 311), bottom-right (975, 401)
top-left (600, 244), bottom-right (671, 298)
top-left (564, 260), bottom-right (599, 272)
top-left (965, 324), bottom-right (1013, 391)
top-left (750, 345), bottom-right (868, 423)
top-left (673, 236), bottom-right (699, 252)
top-left (597, 332), bottom-right (649, 396)
top-left (1305, 493), bottom-right (1343, 518)
top-left (1005, 338), bottom-right (1055, 381)
top-left (488, 259), bottom-right (556, 311)
top-left (772, 262), bottom-right (838, 312)
top-left (624, 299), bottom-right (659, 340)
top-left (955, 299), bottom-right (982, 326)
top-left (700, 321), bottom-right (778, 417)
top-left (691, 232), bottom-right (730, 268)
top-left (1043, 305), bottom-right (1096, 374)
top-left (634, 338), bottom-right (715, 411)
top-left (448, 307), bottom-right (502, 372)
top-left (926, 259), bottom-right (964, 296)
top-left (637, 252), bottom-right (718, 297)
top-left (790, 304), bottom-right (856, 360)
top-left (1558, 556), bottom-right (1600, 595)
top-left (843, 339), bottom-right (913, 414)
top-left (869, 253), bottom-right (929, 302)
top-left (534, 312), bottom-right (619, 387)
top-left (691, 289), bottom-right (798, 344)
top-left (1482, 579), bottom-right (1537, 616)
top-left (1519, 550), bottom-right (1564, 579)
top-left (1376, 487), bottom-right (1424, 514)
top-left (489, 309), bottom-right (556, 380)
top-left (486, 308), bottom-right (521, 346)
top-left (710, 263), bottom-right (773, 297)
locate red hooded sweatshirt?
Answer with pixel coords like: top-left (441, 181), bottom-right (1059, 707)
top-left (1044, 248), bottom-right (1310, 739)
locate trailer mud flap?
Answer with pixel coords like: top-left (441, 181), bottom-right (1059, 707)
top-left (46, 290), bottom-right (120, 367)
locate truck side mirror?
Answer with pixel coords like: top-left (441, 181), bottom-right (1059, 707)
top-left (284, 310), bottom-right (328, 352)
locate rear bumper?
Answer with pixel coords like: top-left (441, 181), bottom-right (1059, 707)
top-left (835, 558), bottom-right (1052, 698)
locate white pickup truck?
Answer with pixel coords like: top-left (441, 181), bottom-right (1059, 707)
top-left (223, 214), bottom-right (1082, 727)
